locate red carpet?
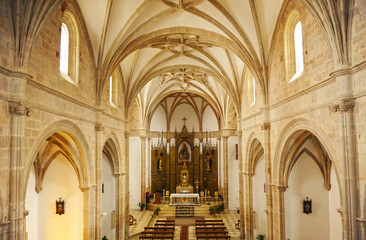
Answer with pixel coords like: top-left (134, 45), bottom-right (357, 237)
top-left (180, 226), bottom-right (189, 240)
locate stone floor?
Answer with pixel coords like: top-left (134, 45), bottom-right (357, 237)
top-left (128, 208), bottom-right (241, 239)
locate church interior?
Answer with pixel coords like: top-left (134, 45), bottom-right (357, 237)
top-left (0, 0), bottom-right (365, 239)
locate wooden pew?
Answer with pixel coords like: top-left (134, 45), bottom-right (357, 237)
top-left (195, 227), bottom-right (227, 232)
top-left (196, 220), bottom-right (223, 223)
top-left (139, 236), bottom-right (174, 239)
top-left (141, 231), bottom-right (174, 236)
top-left (196, 235), bottom-right (231, 239)
top-left (195, 222), bottom-right (225, 226)
top-left (144, 227), bottom-right (175, 232)
top-left (196, 230), bottom-right (229, 235)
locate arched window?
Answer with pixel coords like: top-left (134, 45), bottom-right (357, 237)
top-left (285, 11), bottom-right (304, 82)
top-left (109, 76), bottom-right (117, 107)
top-left (59, 12), bottom-right (79, 84)
top-left (60, 23), bottom-right (69, 75)
top-left (247, 70), bottom-right (255, 105)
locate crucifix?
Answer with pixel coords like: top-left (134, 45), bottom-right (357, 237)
top-left (182, 117), bottom-right (187, 126)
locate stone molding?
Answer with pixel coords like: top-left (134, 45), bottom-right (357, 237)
top-left (330, 99), bottom-right (355, 113)
top-left (8, 101), bottom-right (32, 116)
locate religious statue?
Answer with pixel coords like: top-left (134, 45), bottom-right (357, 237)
top-left (205, 152), bottom-right (212, 172)
top-left (179, 143), bottom-right (190, 162)
top-left (157, 153), bottom-right (163, 171)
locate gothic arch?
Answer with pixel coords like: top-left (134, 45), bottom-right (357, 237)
top-left (25, 120), bottom-right (93, 195)
top-left (103, 131), bottom-right (122, 175)
top-left (273, 118), bottom-right (341, 193)
top-left (245, 132), bottom-right (264, 175)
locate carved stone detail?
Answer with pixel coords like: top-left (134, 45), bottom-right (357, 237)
top-left (261, 122), bottom-right (271, 130)
top-left (9, 102), bottom-right (32, 116)
top-left (95, 123), bottom-right (104, 132)
top-left (272, 184), bottom-right (288, 192)
top-left (330, 99), bottom-right (355, 113)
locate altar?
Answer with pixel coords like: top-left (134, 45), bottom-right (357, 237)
top-left (176, 185), bottom-right (193, 193)
top-left (169, 193), bottom-right (200, 205)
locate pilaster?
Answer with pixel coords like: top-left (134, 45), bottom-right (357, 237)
top-left (262, 121), bottom-right (273, 240)
top-left (243, 172), bottom-right (254, 240)
top-left (94, 123), bottom-right (104, 240)
top-left (140, 136), bottom-right (147, 204)
top-left (123, 130), bottom-right (130, 239)
top-left (271, 185), bottom-right (287, 240)
top-left (8, 101), bottom-right (31, 240)
top-left (330, 98), bottom-right (360, 240)
top-left (222, 136), bottom-right (229, 209)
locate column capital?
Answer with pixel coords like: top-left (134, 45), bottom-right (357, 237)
top-left (9, 101), bottom-right (32, 116)
top-left (330, 99), bottom-right (355, 113)
top-left (95, 123), bottom-right (104, 131)
top-left (261, 122), bottom-right (271, 131)
top-left (124, 131), bottom-right (130, 138)
top-left (79, 184), bottom-right (97, 192)
top-left (272, 184), bottom-right (288, 192)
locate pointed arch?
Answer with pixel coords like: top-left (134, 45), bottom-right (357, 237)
top-left (103, 131), bottom-right (122, 175)
top-left (273, 119), bottom-right (340, 193)
top-left (25, 120), bottom-right (93, 195)
top-left (244, 131), bottom-right (264, 175)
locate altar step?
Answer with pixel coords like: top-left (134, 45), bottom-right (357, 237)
top-left (148, 202), bottom-right (223, 218)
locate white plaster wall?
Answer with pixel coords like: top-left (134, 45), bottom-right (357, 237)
top-left (102, 154), bottom-right (116, 240)
top-left (170, 104), bottom-right (199, 132)
top-left (228, 136), bottom-right (239, 210)
top-left (150, 106), bottom-right (167, 131)
top-left (252, 155), bottom-right (266, 237)
top-left (202, 107), bottom-right (219, 131)
top-left (285, 153), bottom-right (330, 240)
top-left (38, 155), bottom-right (83, 240)
top-left (25, 167), bottom-right (39, 240)
top-left (329, 167), bottom-right (342, 240)
top-left (129, 137), bottom-right (141, 209)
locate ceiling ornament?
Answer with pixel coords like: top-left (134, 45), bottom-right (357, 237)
top-left (160, 67), bottom-right (207, 90)
top-left (161, 0), bottom-right (206, 9)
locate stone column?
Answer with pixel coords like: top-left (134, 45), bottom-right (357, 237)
top-left (95, 123), bottom-right (104, 240)
top-left (140, 136), bottom-right (147, 204)
top-left (330, 99), bottom-right (359, 240)
top-left (8, 101), bottom-right (31, 240)
top-left (222, 136), bottom-right (229, 209)
top-left (123, 130), bottom-right (130, 239)
top-left (115, 172), bottom-right (125, 240)
top-left (357, 218), bottom-right (365, 240)
top-left (147, 138), bottom-right (151, 193)
top-left (262, 122), bottom-right (273, 240)
top-left (217, 138), bottom-right (222, 189)
top-left (237, 129), bottom-right (245, 239)
top-left (243, 172), bottom-right (253, 240)
top-left (80, 184), bottom-right (96, 239)
top-left (271, 185), bottom-right (287, 240)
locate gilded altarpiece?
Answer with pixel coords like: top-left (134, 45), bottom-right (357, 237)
top-left (151, 125), bottom-right (218, 194)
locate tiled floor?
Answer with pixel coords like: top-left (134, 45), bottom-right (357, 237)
top-left (128, 209), bottom-right (241, 239)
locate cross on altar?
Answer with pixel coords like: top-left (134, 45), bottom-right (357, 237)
top-left (182, 117), bottom-right (187, 125)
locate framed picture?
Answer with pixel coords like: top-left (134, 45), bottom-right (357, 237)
top-left (56, 198), bottom-right (65, 215)
top-left (303, 197), bottom-right (312, 214)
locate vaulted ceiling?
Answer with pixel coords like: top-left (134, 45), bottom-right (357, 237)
top-left (76, 0), bottom-right (284, 126)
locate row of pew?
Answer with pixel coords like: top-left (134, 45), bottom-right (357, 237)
top-left (139, 219), bottom-right (175, 239)
top-left (195, 219), bottom-right (231, 239)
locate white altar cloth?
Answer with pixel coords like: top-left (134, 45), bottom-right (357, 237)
top-left (169, 193), bottom-right (200, 205)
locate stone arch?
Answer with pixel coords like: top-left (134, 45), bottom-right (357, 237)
top-left (102, 131), bottom-right (122, 175)
top-left (273, 118), bottom-right (341, 193)
top-left (245, 131), bottom-right (264, 175)
top-left (25, 120), bottom-right (93, 196)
